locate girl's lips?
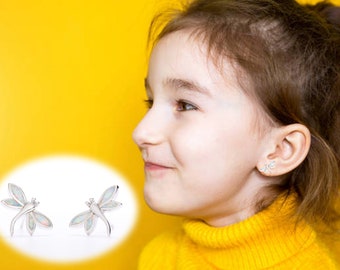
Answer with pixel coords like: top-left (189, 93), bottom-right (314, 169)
top-left (144, 162), bottom-right (171, 171)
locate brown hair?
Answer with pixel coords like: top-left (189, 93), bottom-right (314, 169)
top-left (149, 0), bottom-right (340, 229)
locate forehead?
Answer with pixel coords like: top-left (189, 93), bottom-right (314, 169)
top-left (148, 30), bottom-right (242, 94)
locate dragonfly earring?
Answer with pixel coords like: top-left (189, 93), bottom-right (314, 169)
top-left (69, 185), bottom-right (122, 236)
top-left (1, 183), bottom-right (53, 236)
top-left (259, 160), bottom-right (276, 174)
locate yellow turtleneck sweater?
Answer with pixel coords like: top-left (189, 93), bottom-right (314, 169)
top-left (138, 195), bottom-right (338, 269)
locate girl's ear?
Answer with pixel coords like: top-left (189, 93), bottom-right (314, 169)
top-left (257, 124), bottom-right (311, 176)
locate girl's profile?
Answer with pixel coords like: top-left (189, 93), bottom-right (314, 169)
top-left (133, 0), bottom-right (340, 268)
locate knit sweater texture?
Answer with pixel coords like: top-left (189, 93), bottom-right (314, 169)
top-left (138, 195), bottom-right (338, 269)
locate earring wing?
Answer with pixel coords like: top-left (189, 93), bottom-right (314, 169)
top-left (8, 183), bottom-right (27, 205)
top-left (69, 210), bottom-right (92, 226)
top-left (84, 214), bottom-right (97, 235)
top-left (98, 185), bottom-right (119, 206)
top-left (100, 200), bottom-right (122, 211)
top-left (27, 213), bottom-right (36, 236)
top-left (33, 211), bottom-right (53, 228)
top-left (1, 198), bottom-right (22, 208)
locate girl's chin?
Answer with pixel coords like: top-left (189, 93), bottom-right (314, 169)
top-left (144, 196), bottom-right (183, 216)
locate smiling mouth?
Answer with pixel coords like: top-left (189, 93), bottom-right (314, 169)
top-left (144, 162), bottom-right (172, 171)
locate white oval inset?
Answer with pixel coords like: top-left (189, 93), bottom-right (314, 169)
top-left (0, 155), bottom-right (138, 262)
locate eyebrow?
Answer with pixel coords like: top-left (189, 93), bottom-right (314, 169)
top-left (163, 77), bottom-right (211, 96)
top-left (144, 77), bottom-right (211, 96)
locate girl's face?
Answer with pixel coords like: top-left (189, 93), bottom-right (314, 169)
top-left (133, 31), bottom-right (271, 226)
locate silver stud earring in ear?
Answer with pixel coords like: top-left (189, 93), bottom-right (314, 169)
top-left (69, 185), bottom-right (122, 236)
top-left (259, 160), bottom-right (276, 174)
top-left (1, 183), bottom-right (53, 236)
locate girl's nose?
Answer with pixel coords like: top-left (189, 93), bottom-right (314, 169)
top-left (132, 109), bottom-right (165, 148)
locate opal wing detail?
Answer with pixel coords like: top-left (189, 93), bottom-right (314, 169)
top-left (101, 201), bottom-right (122, 211)
top-left (85, 214), bottom-right (97, 235)
top-left (1, 198), bottom-right (22, 208)
top-left (27, 213), bottom-right (36, 236)
top-left (98, 185), bottom-right (119, 206)
top-left (8, 183), bottom-right (27, 205)
top-left (69, 210), bottom-right (92, 226)
top-left (33, 211), bottom-right (53, 228)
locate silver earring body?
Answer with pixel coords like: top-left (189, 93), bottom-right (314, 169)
top-left (69, 185), bottom-right (122, 236)
top-left (1, 183), bottom-right (53, 236)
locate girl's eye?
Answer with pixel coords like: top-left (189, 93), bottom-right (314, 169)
top-left (176, 100), bottom-right (198, 111)
top-left (144, 99), bottom-right (153, 109)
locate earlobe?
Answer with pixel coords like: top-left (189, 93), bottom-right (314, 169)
top-left (257, 124), bottom-right (311, 177)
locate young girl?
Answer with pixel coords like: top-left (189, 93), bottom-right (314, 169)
top-left (133, 0), bottom-right (340, 268)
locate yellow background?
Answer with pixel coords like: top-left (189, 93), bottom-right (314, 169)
top-left (0, 0), bottom-right (338, 269)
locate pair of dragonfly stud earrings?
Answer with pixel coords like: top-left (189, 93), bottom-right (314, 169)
top-left (1, 183), bottom-right (122, 236)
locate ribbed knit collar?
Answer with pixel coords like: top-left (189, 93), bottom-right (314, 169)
top-left (182, 194), bottom-right (316, 269)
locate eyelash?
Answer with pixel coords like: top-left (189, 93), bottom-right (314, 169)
top-left (144, 99), bottom-right (198, 112)
top-left (175, 99), bottom-right (198, 111)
